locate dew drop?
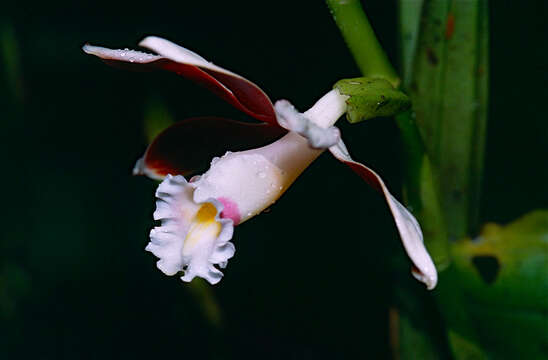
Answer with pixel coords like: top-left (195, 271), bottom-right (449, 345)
top-left (257, 171), bottom-right (266, 179)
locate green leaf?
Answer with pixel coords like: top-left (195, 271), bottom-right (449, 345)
top-left (333, 77), bottom-right (411, 123)
top-left (450, 210), bottom-right (548, 359)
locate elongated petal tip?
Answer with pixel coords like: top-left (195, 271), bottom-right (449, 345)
top-left (82, 43), bottom-right (161, 63)
top-left (412, 266), bottom-right (437, 290)
top-left (132, 157), bottom-right (144, 176)
top-left (133, 156), bottom-right (165, 180)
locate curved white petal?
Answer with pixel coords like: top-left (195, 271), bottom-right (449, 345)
top-left (329, 140), bottom-right (438, 290)
top-left (146, 175), bottom-right (234, 284)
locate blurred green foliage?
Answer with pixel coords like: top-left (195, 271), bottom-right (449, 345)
top-left (450, 211), bottom-right (548, 359)
top-left (143, 96), bottom-right (174, 144)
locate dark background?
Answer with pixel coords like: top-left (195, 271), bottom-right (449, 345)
top-left (1, 1), bottom-right (546, 359)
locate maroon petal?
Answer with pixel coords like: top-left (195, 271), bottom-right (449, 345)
top-left (134, 117), bottom-right (285, 179)
top-left (83, 40), bottom-right (278, 125)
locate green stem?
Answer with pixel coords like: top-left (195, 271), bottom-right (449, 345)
top-left (326, 0), bottom-right (399, 87)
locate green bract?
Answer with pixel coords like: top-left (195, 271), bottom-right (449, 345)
top-left (333, 77), bottom-right (411, 123)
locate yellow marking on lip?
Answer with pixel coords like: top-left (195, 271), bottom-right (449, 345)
top-left (183, 203), bottom-right (221, 254)
top-left (194, 202), bottom-right (218, 223)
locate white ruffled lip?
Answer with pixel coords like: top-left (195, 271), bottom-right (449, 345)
top-left (146, 174), bottom-right (235, 285)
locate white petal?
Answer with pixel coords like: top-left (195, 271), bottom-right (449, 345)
top-left (329, 140), bottom-right (438, 290)
top-left (146, 175), bottom-right (235, 284)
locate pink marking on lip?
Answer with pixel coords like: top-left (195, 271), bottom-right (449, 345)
top-left (218, 197), bottom-right (241, 225)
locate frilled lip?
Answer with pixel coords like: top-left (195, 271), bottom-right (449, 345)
top-left (83, 36), bottom-right (437, 289)
top-left (147, 174), bottom-right (235, 285)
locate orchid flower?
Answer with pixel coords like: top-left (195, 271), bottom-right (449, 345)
top-left (83, 36), bottom-right (437, 289)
